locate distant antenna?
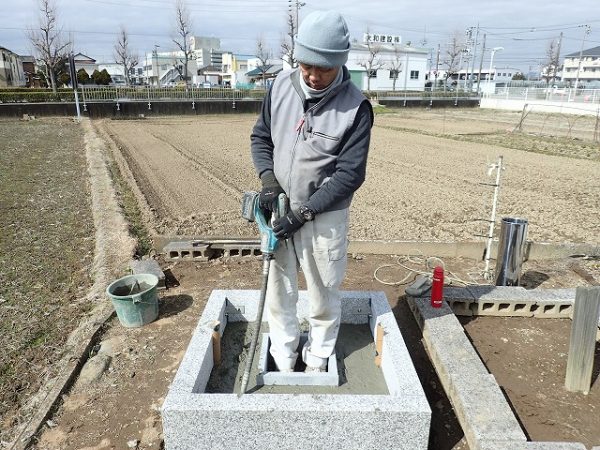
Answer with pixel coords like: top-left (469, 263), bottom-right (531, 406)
top-left (420, 25), bottom-right (428, 47)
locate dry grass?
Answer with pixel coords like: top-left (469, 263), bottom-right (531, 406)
top-left (0, 119), bottom-right (95, 437)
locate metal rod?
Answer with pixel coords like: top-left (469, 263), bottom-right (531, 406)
top-left (239, 255), bottom-right (271, 395)
top-left (484, 156), bottom-right (503, 279)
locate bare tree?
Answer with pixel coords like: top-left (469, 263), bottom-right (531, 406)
top-left (255, 37), bottom-right (272, 88)
top-left (387, 46), bottom-right (403, 91)
top-left (114, 26), bottom-right (138, 86)
top-left (172, 0), bottom-right (194, 86)
top-left (357, 34), bottom-right (385, 93)
top-left (543, 39), bottom-right (560, 84)
top-left (280, 12), bottom-right (296, 68)
top-left (27, 0), bottom-right (70, 93)
top-left (443, 31), bottom-right (464, 87)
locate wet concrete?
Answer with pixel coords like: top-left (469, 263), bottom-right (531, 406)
top-left (206, 322), bottom-right (389, 395)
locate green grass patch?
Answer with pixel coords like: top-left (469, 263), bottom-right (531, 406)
top-left (106, 159), bottom-right (153, 257)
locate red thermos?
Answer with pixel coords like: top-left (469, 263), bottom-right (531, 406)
top-left (431, 266), bottom-right (444, 308)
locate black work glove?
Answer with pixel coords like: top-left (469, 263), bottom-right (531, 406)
top-left (259, 171), bottom-right (284, 212)
top-left (273, 209), bottom-right (306, 240)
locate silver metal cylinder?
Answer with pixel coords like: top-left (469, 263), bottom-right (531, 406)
top-left (494, 217), bottom-right (529, 286)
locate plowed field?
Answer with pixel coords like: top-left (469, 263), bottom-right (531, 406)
top-left (99, 109), bottom-right (600, 244)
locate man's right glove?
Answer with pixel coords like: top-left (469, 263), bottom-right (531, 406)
top-left (259, 171), bottom-right (284, 212)
top-left (273, 209), bottom-right (306, 240)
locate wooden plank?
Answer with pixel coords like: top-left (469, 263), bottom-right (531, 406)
top-left (374, 323), bottom-right (384, 367)
top-left (565, 287), bottom-right (600, 394)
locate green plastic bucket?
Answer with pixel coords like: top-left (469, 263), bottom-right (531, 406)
top-left (106, 274), bottom-right (159, 327)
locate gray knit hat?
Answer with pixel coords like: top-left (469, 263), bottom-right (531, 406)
top-left (295, 10), bottom-right (350, 68)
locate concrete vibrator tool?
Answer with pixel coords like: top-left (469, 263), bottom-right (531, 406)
top-left (239, 191), bottom-right (287, 395)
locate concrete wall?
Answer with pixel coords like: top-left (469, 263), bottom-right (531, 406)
top-left (0, 100), bottom-right (263, 118)
top-left (480, 97), bottom-right (600, 116)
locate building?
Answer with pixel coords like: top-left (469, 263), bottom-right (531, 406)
top-left (0, 46), bottom-right (26, 87)
top-left (222, 53), bottom-right (252, 87)
top-left (20, 55), bottom-right (43, 87)
top-left (346, 42), bottom-right (429, 92)
top-left (562, 45), bottom-right (600, 87)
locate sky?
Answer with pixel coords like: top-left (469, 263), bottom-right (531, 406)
top-left (1, 0), bottom-right (599, 73)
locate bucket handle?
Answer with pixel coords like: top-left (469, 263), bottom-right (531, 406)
top-left (131, 293), bottom-right (143, 304)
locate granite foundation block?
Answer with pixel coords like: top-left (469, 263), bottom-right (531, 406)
top-left (407, 297), bottom-right (526, 450)
top-left (162, 290), bottom-right (431, 450)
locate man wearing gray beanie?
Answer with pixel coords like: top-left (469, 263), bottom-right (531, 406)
top-left (251, 10), bottom-right (373, 373)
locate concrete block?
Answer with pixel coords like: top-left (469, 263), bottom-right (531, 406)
top-left (162, 290), bottom-right (431, 450)
top-left (256, 333), bottom-right (338, 386)
top-left (130, 259), bottom-right (165, 288)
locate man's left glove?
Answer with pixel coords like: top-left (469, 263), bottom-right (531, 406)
top-left (259, 171), bottom-right (285, 212)
top-left (273, 209), bottom-right (306, 240)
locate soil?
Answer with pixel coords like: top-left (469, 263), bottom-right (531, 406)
top-left (32, 254), bottom-right (600, 450)
top-left (97, 112), bottom-right (600, 243)
top-left (4, 111), bottom-right (600, 450)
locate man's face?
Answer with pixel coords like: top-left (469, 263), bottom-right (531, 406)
top-left (299, 63), bottom-right (339, 90)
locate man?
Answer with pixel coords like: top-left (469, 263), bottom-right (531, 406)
top-left (250, 10), bottom-right (373, 373)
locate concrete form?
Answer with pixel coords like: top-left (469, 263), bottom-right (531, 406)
top-left (256, 333), bottom-right (338, 386)
top-left (162, 290), bottom-right (431, 450)
top-left (407, 296), bottom-right (589, 450)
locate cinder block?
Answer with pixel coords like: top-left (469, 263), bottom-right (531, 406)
top-left (256, 333), bottom-right (338, 386)
top-left (162, 290), bottom-right (431, 450)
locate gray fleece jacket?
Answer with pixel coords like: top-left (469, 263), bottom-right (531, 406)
top-left (251, 66), bottom-right (373, 213)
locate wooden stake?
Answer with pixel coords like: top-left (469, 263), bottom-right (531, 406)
top-left (374, 323), bottom-right (384, 367)
top-left (212, 321), bottom-right (221, 367)
top-left (565, 287), bottom-right (600, 394)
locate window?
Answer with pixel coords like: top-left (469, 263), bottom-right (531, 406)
top-left (410, 70), bottom-right (419, 80)
top-left (389, 69), bottom-right (399, 79)
top-left (137, 68), bottom-right (143, 75)
top-left (367, 69), bottom-right (377, 78)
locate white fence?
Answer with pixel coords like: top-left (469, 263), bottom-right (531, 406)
top-left (79, 85), bottom-right (264, 103)
top-left (485, 87), bottom-right (600, 105)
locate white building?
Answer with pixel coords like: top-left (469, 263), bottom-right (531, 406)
top-left (346, 42), bottom-right (429, 91)
top-left (562, 45), bottom-right (600, 87)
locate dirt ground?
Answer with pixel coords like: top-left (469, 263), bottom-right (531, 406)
top-left (3, 111), bottom-right (600, 449)
top-left (31, 254), bottom-right (600, 450)
top-left (97, 111), bottom-right (600, 243)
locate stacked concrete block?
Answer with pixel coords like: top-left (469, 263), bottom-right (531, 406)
top-left (162, 290), bottom-right (431, 450)
top-left (428, 286), bottom-right (577, 320)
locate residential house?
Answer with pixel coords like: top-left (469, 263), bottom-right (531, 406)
top-left (0, 46), bottom-right (25, 87)
top-left (562, 45), bottom-right (600, 87)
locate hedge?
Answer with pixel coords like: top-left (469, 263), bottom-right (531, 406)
top-left (0, 91), bottom-right (75, 103)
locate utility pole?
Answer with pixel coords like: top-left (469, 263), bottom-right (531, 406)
top-left (434, 43), bottom-right (440, 91)
top-left (469, 24), bottom-right (480, 91)
top-left (476, 33), bottom-right (486, 93)
top-left (573, 25), bottom-right (591, 92)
